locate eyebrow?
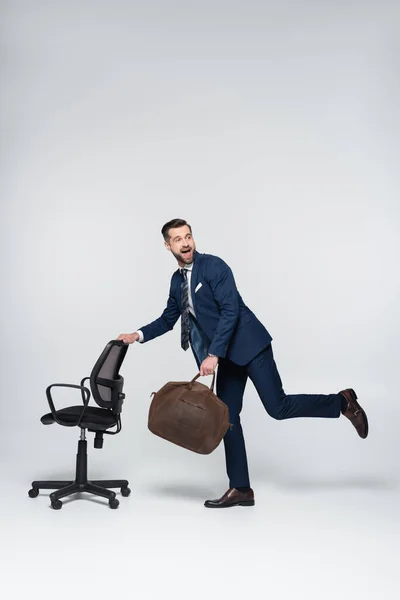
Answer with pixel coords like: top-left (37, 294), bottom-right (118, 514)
top-left (173, 234), bottom-right (191, 241)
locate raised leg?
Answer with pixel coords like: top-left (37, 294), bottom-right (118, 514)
top-left (247, 345), bottom-right (342, 419)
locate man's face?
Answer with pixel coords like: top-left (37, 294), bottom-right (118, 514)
top-left (165, 225), bottom-right (196, 266)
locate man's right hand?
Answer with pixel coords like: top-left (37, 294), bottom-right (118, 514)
top-left (117, 332), bottom-right (140, 344)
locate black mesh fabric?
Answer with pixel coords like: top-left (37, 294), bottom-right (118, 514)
top-left (40, 341), bottom-right (128, 433)
top-left (97, 385), bottom-right (112, 404)
top-left (98, 345), bottom-right (121, 380)
top-left (91, 344), bottom-right (127, 408)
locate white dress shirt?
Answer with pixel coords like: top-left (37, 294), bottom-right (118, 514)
top-left (135, 262), bottom-right (195, 343)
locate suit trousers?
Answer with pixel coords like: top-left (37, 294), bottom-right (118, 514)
top-left (216, 344), bottom-right (342, 488)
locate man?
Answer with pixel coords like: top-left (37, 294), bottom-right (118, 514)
top-left (117, 218), bottom-right (368, 508)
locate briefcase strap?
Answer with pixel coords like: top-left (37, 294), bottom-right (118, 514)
top-left (189, 372), bottom-right (216, 392)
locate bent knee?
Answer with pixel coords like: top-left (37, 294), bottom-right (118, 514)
top-left (265, 407), bottom-right (286, 420)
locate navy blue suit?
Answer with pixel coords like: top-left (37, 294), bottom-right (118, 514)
top-left (140, 251), bottom-right (341, 488)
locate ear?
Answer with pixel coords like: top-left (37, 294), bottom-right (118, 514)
top-left (164, 240), bottom-right (171, 251)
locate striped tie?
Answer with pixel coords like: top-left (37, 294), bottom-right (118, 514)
top-left (181, 269), bottom-right (190, 351)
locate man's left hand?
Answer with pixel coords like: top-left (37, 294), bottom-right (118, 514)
top-left (200, 355), bottom-right (219, 376)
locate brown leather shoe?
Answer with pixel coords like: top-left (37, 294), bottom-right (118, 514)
top-left (339, 388), bottom-right (368, 439)
top-left (204, 488), bottom-right (255, 508)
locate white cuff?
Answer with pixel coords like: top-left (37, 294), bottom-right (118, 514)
top-left (136, 330), bottom-right (144, 343)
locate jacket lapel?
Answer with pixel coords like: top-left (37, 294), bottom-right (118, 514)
top-left (190, 251), bottom-right (201, 314)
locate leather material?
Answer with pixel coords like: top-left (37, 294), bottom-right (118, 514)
top-left (339, 388), bottom-right (369, 438)
top-left (148, 372), bottom-right (229, 454)
top-left (204, 487), bottom-right (255, 508)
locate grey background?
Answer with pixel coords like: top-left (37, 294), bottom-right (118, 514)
top-left (1, 1), bottom-right (399, 598)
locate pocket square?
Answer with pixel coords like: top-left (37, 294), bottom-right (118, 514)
top-left (195, 282), bottom-right (203, 293)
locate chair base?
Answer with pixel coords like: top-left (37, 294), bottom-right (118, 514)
top-left (29, 438), bottom-right (130, 510)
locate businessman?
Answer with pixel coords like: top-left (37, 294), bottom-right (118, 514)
top-left (117, 218), bottom-right (368, 508)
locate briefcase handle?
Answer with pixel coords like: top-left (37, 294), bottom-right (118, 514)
top-left (188, 372), bottom-right (216, 392)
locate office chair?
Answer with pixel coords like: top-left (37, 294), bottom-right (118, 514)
top-left (29, 340), bottom-right (130, 510)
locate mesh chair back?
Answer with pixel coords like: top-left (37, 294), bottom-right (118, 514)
top-left (90, 340), bottom-right (128, 413)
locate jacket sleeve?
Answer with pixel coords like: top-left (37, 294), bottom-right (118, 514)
top-left (138, 281), bottom-right (181, 342)
top-left (206, 257), bottom-right (240, 358)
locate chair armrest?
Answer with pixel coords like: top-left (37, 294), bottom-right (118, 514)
top-left (80, 377), bottom-right (91, 404)
top-left (45, 383), bottom-right (91, 427)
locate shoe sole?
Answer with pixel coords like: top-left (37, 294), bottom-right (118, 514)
top-left (348, 388), bottom-right (369, 439)
top-left (204, 500), bottom-right (255, 508)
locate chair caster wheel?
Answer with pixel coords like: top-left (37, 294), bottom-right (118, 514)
top-left (28, 488), bottom-right (39, 498)
top-left (51, 500), bottom-right (62, 510)
top-left (109, 498), bottom-right (119, 509)
top-left (121, 487), bottom-right (131, 497)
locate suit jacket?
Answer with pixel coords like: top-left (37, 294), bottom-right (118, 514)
top-left (139, 251), bottom-right (272, 366)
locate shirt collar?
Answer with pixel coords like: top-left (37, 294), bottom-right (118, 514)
top-left (180, 262), bottom-right (193, 273)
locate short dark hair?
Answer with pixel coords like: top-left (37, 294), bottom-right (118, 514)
top-left (161, 218), bottom-right (192, 242)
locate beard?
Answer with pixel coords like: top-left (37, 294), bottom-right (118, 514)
top-left (171, 246), bottom-right (195, 264)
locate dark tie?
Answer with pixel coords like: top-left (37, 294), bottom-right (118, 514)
top-left (181, 269), bottom-right (190, 351)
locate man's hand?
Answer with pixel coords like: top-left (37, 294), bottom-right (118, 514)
top-left (117, 332), bottom-right (139, 344)
top-left (200, 355), bottom-right (219, 376)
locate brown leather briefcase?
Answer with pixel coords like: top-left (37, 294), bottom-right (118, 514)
top-left (148, 372), bottom-right (230, 454)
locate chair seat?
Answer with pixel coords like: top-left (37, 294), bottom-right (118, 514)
top-left (41, 406), bottom-right (117, 430)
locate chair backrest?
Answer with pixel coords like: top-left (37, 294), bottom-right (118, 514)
top-left (90, 340), bottom-right (129, 414)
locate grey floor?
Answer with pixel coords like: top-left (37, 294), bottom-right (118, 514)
top-left (2, 457), bottom-right (399, 600)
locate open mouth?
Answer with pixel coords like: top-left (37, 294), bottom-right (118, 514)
top-left (181, 248), bottom-right (192, 256)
